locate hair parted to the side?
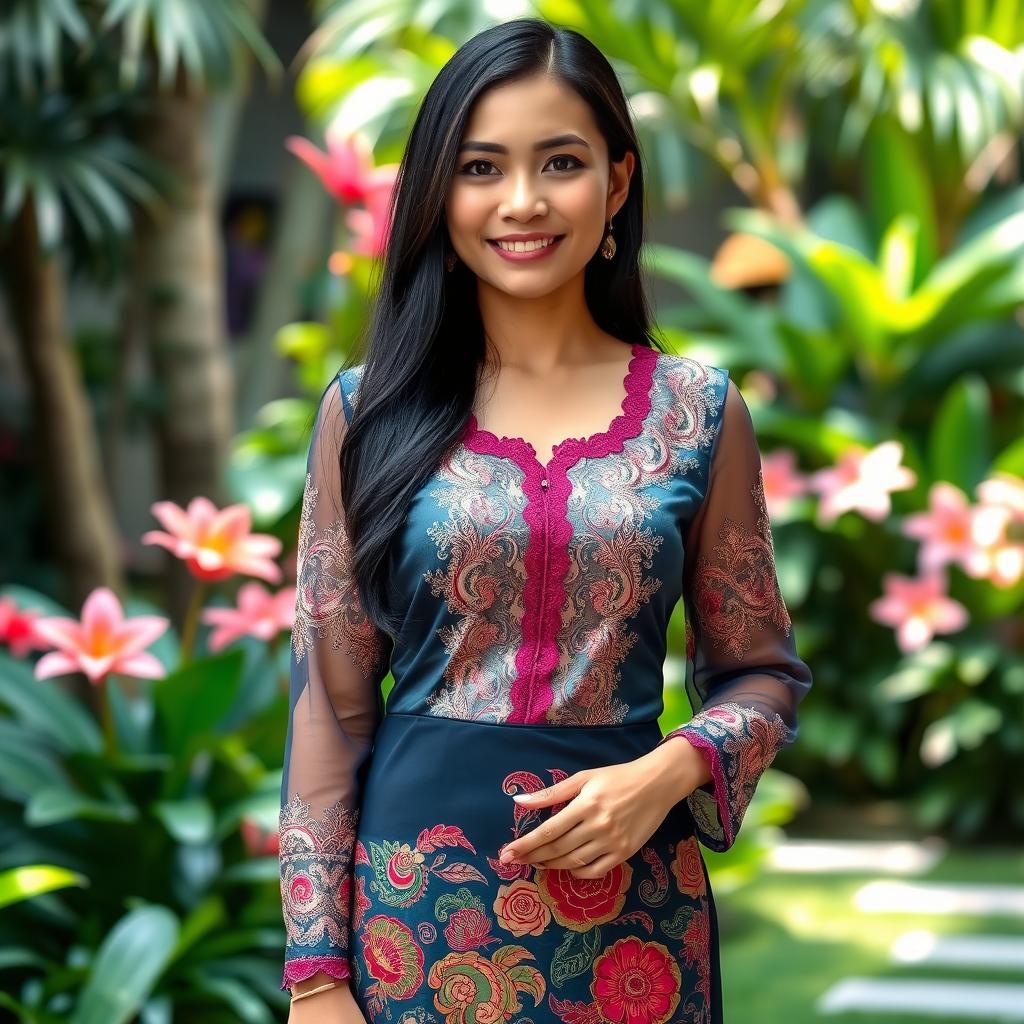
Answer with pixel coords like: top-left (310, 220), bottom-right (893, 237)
top-left (337, 16), bottom-right (664, 640)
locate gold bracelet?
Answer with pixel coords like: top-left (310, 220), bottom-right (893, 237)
top-left (290, 980), bottom-right (343, 1002)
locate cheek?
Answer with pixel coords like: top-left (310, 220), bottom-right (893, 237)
top-left (446, 186), bottom-right (490, 238)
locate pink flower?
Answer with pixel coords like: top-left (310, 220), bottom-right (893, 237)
top-left (977, 472), bottom-right (1024, 519)
top-left (902, 482), bottom-right (981, 574)
top-left (344, 185), bottom-right (394, 257)
top-left (963, 503), bottom-right (1023, 588)
top-left (200, 582), bottom-right (296, 652)
top-left (869, 571), bottom-right (969, 653)
top-left (142, 497), bottom-right (283, 584)
top-left (761, 449), bottom-right (808, 518)
top-left (32, 587), bottom-right (169, 685)
top-left (809, 440), bottom-right (917, 525)
top-left (285, 124), bottom-right (398, 207)
top-left (0, 597), bottom-right (47, 658)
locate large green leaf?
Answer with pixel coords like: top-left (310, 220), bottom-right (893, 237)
top-left (151, 649), bottom-right (245, 760)
top-left (927, 374), bottom-right (991, 490)
top-left (71, 905), bottom-right (179, 1024)
top-left (0, 653), bottom-right (103, 755)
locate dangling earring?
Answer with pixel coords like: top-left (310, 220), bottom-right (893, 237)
top-left (600, 218), bottom-right (616, 260)
top-left (446, 250), bottom-right (457, 272)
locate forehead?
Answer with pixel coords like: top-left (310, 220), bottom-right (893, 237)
top-left (461, 74), bottom-right (599, 141)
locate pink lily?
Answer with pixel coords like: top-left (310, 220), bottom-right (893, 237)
top-left (285, 124), bottom-right (398, 207)
top-left (32, 587), bottom-right (169, 685)
top-left (902, 482), bottom-right (982, 574)
top-left (809, 440), bottom-right (917, 526)
top-left (0, 596), bottom-right (47, 658)
top-left (868, 571), bottom-right (969, 653)
top-left (201, 582), bottom-right (296, 652)
top-left (760, 449), bottom-right (808, 519)
top-left (142, 497), bottom-right (283, 584)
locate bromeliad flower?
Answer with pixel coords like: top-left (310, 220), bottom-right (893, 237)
top-left (868, 571), bottom-right (969, 654)
top-left (201, 581), bottom-right (296, 652)
top-left (143, 497), bottom-right (283, 584)
top-left (808, 440), bottom-right (917, 526)
top-left (285, 124), bottom-right (398, 207)
top-left (32, 587), bottom-right (169, 685)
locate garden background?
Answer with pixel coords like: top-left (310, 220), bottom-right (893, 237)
top-left (1, 1), bottom-right (1022, 1021)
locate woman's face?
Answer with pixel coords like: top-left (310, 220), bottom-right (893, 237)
top-left (445, 73), bottom-right (634, 298)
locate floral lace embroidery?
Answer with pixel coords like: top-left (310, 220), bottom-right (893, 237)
top-left (666, 702), bottom-right (790, 850)
top-left (279, 793), bottom-right (359, 978)
top-left (691, 466), bottom-right (792, 660)
top-left (291, 472), bottom-right (384, 675)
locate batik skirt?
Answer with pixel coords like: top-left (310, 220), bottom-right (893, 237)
top-left (349, 712), bottom-right (723, 1024)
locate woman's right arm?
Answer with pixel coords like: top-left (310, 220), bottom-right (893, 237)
top-left (279, 374), bottom-right (390, 1019)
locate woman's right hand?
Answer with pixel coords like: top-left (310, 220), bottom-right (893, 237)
top-left (287, 973), bottom-right (368, 1023)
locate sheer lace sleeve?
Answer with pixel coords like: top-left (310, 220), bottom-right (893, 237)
top-left (658, 377), bottom-right (813, 852)
top-left (278, 373), bottom-right (390, 990)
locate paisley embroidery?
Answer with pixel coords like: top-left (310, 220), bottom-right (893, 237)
top-left (422, 452), bottom-right (530, 721)
top-left (279, 793), bottom-right (359, 987)
top-left (291, 471), bottom-right (384, 675)
top-left (664, 701), bottom-right (790, 851)
top-left (691, 466), bottom-right (792, 661)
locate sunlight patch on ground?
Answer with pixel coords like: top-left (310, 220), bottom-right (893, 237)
top-left (817, 977), bottom-right (1024, 1019)
top-left (891, 930), bottom-right (1024, 970)
top-left (768, 838), bottom-right (947, 875)
top-left (855, 881), bottom-right (1024, 917)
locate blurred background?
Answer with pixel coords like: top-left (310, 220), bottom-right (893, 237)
top-left (0, 1), bottom-right (1022, 1021)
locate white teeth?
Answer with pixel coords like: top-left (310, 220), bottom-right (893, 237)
top-left (494, 237), bottom-right (558, 252)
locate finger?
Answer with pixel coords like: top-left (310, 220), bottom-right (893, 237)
top-left (535, 836), bottom-right (606, 871)
top-left (569, 850), bottom-right (623, 879)
top-left (501, 801), bottom-right (587, 862)
top-left (512, 770), bottom-right (590, 808)
top-left (518, 820), bottom-right (592, 865)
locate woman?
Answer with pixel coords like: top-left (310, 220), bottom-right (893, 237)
top-left (279, 17), bottom-right (812, 1023)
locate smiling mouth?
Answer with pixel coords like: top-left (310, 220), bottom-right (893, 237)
top-left (487, 235), bottom-right (565, 253)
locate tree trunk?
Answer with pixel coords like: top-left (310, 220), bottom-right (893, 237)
top-left (135, 67), bottom-right (235, 625)
top-left (2, 200), bottom-right (123, 711)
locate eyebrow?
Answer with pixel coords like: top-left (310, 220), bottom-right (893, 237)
top-left (456, 133), bottom-right (591, 154)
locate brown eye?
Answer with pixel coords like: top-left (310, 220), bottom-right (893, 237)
top-left (548, 155), bottom-right (583, 172)
top-left (460, 159), bottom-right (495, 176)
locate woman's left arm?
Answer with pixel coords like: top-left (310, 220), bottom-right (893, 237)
top-left (654, 377), bottom-right (813, 852)
top-left (501, 376), bottom-right (812, 873)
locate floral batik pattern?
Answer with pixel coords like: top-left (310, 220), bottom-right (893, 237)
top-left (349, 766), bottom-right (714, 1024)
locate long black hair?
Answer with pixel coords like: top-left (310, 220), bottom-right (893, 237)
top-left (340, 16), bottom-right (662, 639)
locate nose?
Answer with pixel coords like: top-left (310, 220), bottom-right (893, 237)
top-left (499, 169), bottom-right (548, 222)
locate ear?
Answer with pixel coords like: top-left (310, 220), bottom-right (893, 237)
top-left (606, 149), bottom-right (635, 221)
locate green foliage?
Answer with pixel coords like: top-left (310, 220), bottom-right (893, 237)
top-left (0, 638), bottom-right (291, 1020)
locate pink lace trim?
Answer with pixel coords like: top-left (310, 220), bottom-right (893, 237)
top-left (281, 954), bottom-right (352, 991)
top-left (462, 343), bottom-right (659, 722)
top-left (660, 728), bottom-right (732, 847)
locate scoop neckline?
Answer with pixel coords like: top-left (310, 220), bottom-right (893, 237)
top-left (462, 342), bottom-right (658, 478)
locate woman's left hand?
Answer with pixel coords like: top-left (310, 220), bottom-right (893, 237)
top-left (498, 741), bottom-right (707, 878)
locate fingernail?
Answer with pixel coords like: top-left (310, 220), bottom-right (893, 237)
top-left (512, 794), bottom-right (530, 802)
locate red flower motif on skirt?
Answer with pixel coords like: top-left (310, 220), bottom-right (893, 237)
top-left (591, 935), bottom-right (682, 1024)
top-left (536, 861), bottom-right (633, 931)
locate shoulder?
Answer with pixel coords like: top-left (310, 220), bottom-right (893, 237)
top-left (656, 352), bottom-right (731, 434)
top-left (336, 363), bottom-right (367, 422)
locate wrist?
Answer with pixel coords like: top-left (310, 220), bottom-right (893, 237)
top-left (644, 733), bottom-right (712, 804)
